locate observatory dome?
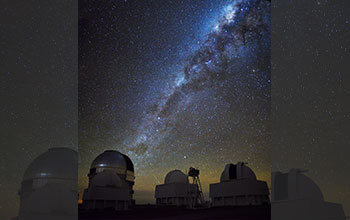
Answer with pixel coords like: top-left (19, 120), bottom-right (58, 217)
top-left (220, 162), bottom-right (256, 182)
top-left (82, 150), bottom-right (135, 211)
top-left (296, 172), bottom-right (324, 201)
top-left (17, 147), bottom-right (77, 220)
top-left (91, 150), bottom-right (134, 172)
top-left (164, 170), bottom-right (189, 184)
top-left (23, 147), bottom-right (77, 181)
top-left (90, 170), bottom-right (122, 188)
top-left (272, 169), bottom-right (324, 201)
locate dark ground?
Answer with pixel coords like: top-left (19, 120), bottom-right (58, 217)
top-left (79, 204), bottom-right (270, 220)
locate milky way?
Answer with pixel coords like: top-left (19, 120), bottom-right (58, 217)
top-left (79, 0), bottom-right (270, 203)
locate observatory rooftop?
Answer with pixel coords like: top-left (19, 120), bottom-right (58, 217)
top-left (220, 162), bottom-right (256, 182)
top-left (164, 170), bottom-right (189, 184)
top-left (23, 147), bottom-right (77, 181)
top-left (91, 150), bottom-right (134, 172)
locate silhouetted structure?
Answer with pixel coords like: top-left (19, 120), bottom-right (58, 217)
top-left (187, 167), bottom-right (205, 207)
top-left (13, 147), bottom-right (77, 220)
top-left (271, 169), bottom-right (346, 220)
top-left (210, 162), bottom-right (270, 206)
top-left (81, 150), bottom-right (135, 211)
top-left (154, 169), bottom-right (202, 208)
top-left (80, 163), bottom-right (270, 219)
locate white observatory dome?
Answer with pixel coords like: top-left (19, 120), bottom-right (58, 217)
top-left (82, 150), bottom-right (135, 211)
top-left (90, 150), bottom-right (134, 172)
top-left (272, 169), bottom-right (324, 201)
top-left (91, 150), bottom-right (126, 169)
top-left (23, 147), bottom-right (77, 182)
top-left (90, 170), bottom-right (123, 188)
top-left (296, 172), bottom-right (324, 201)
top-left (164, 170), bottom-right (189, 184)
top-left (17, 147), bottom-right (77, 220)
top-left (271, 169), bottom-right (346, 220)
top-left (220, 162), bottom-right (256, 182)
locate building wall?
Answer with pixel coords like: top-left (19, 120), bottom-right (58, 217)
top-left (155, 183), bottom-right (199, 207)
top-left (210, 179), bottom-right (270, 207)
top-left (272, 200), bottom-right (345, 220)
top-left (212, 195), bottom-right (270, 206)
top-left (156, 197), bottom-right (189, 206)
top-left (82, 187), bottom-right (132, 210)
top-left (83, 166), bottom-right (135, 211)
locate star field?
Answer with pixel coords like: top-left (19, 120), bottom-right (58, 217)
top-left (271, 0), bottom-right (350, 215)
top-left (0, 1), bottom-right (77, 219)
top-left (0, 0), bottom-right (348, 219)
top-left (79, 0), bottom-right (270, 203)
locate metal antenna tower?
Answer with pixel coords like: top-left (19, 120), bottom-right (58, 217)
top-left (187, 167), bottom-right (205, 208)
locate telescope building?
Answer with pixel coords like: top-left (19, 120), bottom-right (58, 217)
top-left (210, 162), bottom-right (270, 207)
top-left (271, 169), bottom-right (346, 220)
top-left (154, 169), bottom-right (203, 208)
top-left (14, 147), bottom-right (77, 220)
top-left (81, 150), bottom-right (135, 211)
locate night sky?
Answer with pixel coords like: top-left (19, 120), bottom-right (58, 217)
top-left (1, 0), bottom-right (348, 219)
top-left (79, 0), bottom-right (271, 203)
top-left (271, 0), bottom-right (350, 215)
top-left (0, 1), bottom-right (77, 219)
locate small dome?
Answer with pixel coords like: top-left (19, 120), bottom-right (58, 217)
top-left (164, 170), bottom-right (189, 184)
top-left (91, 170), bottom-right (122, 188)
top-left (272, 169), bottom-right (324, 201)
top-left (23, 147), bottom-right (77, 181)
top-left (91, 150), bottom-right (134, 172)
top-left (297, 173), bottom-right (323, 201)
top-left (220, 162), bottom-right (256, 182)
top-left (122, 153), bottom-right (134, 172)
